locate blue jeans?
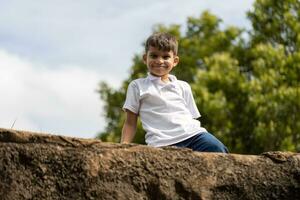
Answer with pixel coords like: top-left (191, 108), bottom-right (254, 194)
top-left (172, 132), bottom-right (228, 153)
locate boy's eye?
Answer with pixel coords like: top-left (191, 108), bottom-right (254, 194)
top-left (163, 56), bottom-right (171, 59)
top-left (150, 54), bottom-right (157, 58)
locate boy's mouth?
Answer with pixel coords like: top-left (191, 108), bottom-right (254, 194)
top-left (153, 65), bottom-right (166, 68)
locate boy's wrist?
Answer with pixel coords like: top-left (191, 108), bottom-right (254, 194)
top-left (121, 139), bottom-right (131, 144)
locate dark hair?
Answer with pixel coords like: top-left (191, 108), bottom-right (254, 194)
top-left (145, 32), bottom-right (178, 55)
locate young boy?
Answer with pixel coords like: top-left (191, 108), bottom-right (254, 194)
top-left (121, 32), bottom-right (228, 153)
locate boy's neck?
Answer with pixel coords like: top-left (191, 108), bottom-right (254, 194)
top-left (161, 76), bottom-right (170, 83)
top-left (150, 73), bottom-right (170, 83)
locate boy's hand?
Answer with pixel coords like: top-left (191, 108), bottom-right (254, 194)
top-left (121, 110), bottom-right (138, 143)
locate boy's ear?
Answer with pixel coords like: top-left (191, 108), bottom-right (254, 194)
top-left (173, 56), bottom-right (179, 66)
top-left (142, 54), bottom-right (147, 64)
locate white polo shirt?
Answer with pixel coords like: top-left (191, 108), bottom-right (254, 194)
top-left (123, 73), bottom-right (207, 147)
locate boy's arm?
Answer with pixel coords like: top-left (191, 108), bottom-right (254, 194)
top-left (121, 110), bottom-right (138, 143)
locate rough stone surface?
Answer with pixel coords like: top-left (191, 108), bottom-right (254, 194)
top-left (0, 128), bottom-right (299, 200)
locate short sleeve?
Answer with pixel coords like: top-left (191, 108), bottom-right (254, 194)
top-left (123, 81), bottom-right (140, 114)
top-left (183, 83), bottom-right (201, 119)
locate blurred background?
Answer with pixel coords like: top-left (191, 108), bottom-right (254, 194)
top-left (0, 0), bottom-right (299, 154)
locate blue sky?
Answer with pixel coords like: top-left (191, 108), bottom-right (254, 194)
top-left (0, 0), bottom-right (255, 138)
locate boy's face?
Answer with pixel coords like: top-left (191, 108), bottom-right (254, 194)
top-left (143, 46), bottom-right (179, 79)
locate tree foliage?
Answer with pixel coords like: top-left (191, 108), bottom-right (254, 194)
top-left (97, 0), bottom-right (300, 154)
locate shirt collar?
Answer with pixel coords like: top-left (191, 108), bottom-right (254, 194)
top-left (147, 73), bottom-right (177, 82)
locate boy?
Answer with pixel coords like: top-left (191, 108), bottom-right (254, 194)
top-left (121, 32), bottom-right (228, 153)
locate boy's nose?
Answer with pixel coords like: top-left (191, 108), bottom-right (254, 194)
top-left (156, 57), bottom-right (163, 63)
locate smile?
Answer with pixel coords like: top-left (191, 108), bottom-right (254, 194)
top-left (153, 66), bottom-right (166, 68)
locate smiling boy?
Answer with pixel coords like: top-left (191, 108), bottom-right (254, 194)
top-left (121, 32), bottom-right (228, 152)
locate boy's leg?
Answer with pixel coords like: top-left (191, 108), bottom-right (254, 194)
top-left (171, 135), bottom-right (194, 149)
top-left (190, 132), bottom-right (228, 153)
top-left (171, 132), bottom-right (228, 153)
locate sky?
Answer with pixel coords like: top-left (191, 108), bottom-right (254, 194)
top-left (0, 0), bottom-right (255, 139)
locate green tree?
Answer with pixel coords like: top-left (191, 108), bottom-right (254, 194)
top-left (245, 0), bottom-right (300, 152)
top-left (248, 0), bottom-right (300, 54)
top-left (97, 0), bottom-right (300, 154)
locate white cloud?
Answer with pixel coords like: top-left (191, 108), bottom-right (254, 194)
top-left (0, 49), bottom-right (118, 138)
top-left (0, 1), bottom-right (255, 76)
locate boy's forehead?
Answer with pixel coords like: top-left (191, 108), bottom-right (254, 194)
top-left (147, 46), bottom-right (174, 54)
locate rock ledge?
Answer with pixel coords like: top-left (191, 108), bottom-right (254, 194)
top-left (0, 128), bottom-right (299, 200)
